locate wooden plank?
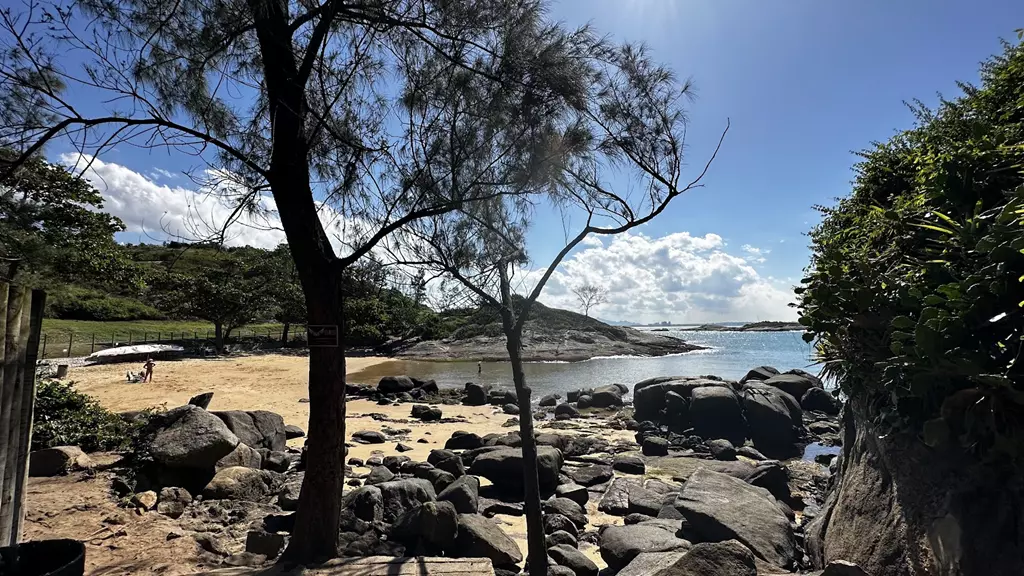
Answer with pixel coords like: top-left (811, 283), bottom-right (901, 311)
top-left (193, 557), bottom-right (495, 576)
top-left (0, 289), bottom-right (32, 545)
top-left (11, 289), bottom-right (45, 543)
top-left (0, 285), bottom-right (24, 544)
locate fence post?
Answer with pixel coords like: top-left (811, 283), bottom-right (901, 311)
top-left (91, 333), bottom-right (95, 354)
top-left (143, 331), bottom-right (146, 343)
top-left (128, 330), bottom-right (132, 345)
top-left (0, 285), bottom-right (26, 543)
top-left (157, 331), bottom-right (160, 342)
top-left (8, 290), bottom-right (43, 544)
top-left (67, 332), bottom-right (73, 357)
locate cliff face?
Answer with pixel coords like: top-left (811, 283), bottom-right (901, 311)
top-left (807, 401), bottom-right (1024, 576)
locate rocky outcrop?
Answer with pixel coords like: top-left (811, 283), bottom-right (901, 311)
top-left (808, 402), bottom-right (1024, 576)
top-left (674, 468), bottom-right (796, 568)
top-left (469, 446), bottom-right (563, 493)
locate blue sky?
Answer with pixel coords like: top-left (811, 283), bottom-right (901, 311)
top-left (51, 0), bottom-right (1024, 322)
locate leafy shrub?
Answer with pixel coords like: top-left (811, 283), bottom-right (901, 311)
top-left (798, 40), bottom-right (1024, 458)
top-left (32, 379), bottom-right (148, 452)
top-left (46, 285), bottom-right (166, 321)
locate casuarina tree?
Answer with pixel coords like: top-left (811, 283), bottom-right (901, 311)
top-left (395, 44), bottom-right (727, 574)
top-left (0, 0), bottom-right (604, 561)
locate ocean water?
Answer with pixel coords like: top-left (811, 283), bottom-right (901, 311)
top-left (350, 328), bottom-right (819, 400)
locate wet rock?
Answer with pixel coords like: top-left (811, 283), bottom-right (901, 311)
top-left (284, 425), bottom-right (305, 439)
top-left (438, 474), bottom-right (480, 513)
top-left (555, 403), bottom-right (580, 418)
top-left (591, 385), bottom-right (624, 409)
top-left (673, 468), bottom-right (796, 568)
top-left (546, 530), bottom-right (578, 549)
top-left (690, 386), bottom-right (746, 446)
top-left (566, 465), bottom-right (613, 487)
top-left (411, 405), bottom-right (443, 421)
top-left (149, 405), bottom-right (240, 469)
top-left (576, 395), bottom-right (593, 409)
top-left (540, 394), bottom-right (560, 407)
top-left (203, 467), bottom-right (279, 502)
top-left (642, 437), bottom-right (670, 457)
top-left (446, 431), bottom-right (484, 450)
top-left (548, 544), bottom-right (599, 576)
top-left (801, 387), bottom-right (841, 415)
top-left (655, 540), bottom-right (757, 576)
top-left (706, 439), bottom-right (737, 461)
top-left (453, 513), bottom-right (523, 566)
top-left (28, 446), bottom-right (93, 477)
top-left (379, 376), bottom-right (416, 393)
top-left (502, 403), bottom-right (520, 415)
top-left (739, 366), bottom-right (779, 384)
top-left (470, 446), bottom-right (563, 493)
top-left (742, 385), bottom-right (802, 459)
top-left (613, 455), bottom-right (645, 475)
top-left (599, 523), bottom-right (691, 571)
top-left (379, 478), bottom-right (436, 523)
top-left (352, 430), bottom-right (386, 444)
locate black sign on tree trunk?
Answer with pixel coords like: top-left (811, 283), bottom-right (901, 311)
top-left (306, 325), bottom-right (339, 347)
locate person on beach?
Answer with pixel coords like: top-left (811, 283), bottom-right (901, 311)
top-left (142, 357), bottom-right (155, 382)
top-left (477, 361), bottom-right (482, 376)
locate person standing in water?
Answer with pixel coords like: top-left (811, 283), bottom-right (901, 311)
top-left (477, 361), bottom-right (482, 376)
top-left (142, 357), bottom-right (155, 382)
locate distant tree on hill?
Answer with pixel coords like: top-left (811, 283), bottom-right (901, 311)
top-left (571, 283), bottom-right (609, 317)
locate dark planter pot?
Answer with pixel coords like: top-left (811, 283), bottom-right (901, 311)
top-left (0, 539), bottom-right (85, 576)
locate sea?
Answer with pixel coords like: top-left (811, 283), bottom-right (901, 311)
top-left (350, 327), bottom-right (819, 400)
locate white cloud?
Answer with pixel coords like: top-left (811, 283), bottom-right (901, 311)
top-left (741, 244), bottom-right (769, 264)
top-left (518, 231), bottom-right (797, 323)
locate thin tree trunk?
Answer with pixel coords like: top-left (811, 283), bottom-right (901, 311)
top-left (281, 322), bottom-right (290, 344)
top-left (214, 323), bottom-right (223, 352)
top-left (506, 332), bottom-right (547, 576)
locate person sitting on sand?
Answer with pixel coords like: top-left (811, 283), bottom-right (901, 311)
top-left (142, 358), bottom-right (155, 383)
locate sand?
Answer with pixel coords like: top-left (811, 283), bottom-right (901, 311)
top-left (51, 353), bottom-right (633, 571)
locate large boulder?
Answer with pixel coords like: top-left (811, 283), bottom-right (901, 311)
top-left (446, 431), bottom-right (484, 450)
top-left (540, 394), bottom-right (560, 407)
top-left (437, 474), bottom-right (480, 513)
top-left (469, 446), bottom-right (563, 493)
top-left (689, 386), bottom-right (746, 446)
top-left (203, 467), bottom-right (279, 502)
top-left (599, 523), bottom-right (691, 571)
top-left (411, 404), bottom-right (443, 421)
top-left (801, 387), bottom-right (842, 415)
top-left (378, 478), bottom-right (436, 523)
top-left (464, 383), bottom-right (490, 406)
top-left (739, 366), bottom-right (779, 384)
top-left (378, 375), bottom-right (416, 393)
top-left (567, 464), bottom-right (613, 487)
top-left (342, 485), bottom-right (384, 523)
top-left (591, 385), bottom-right (624, 408)
top-left (761, 373), bottom-right (819, 400)
top-left (673, 468), bottom-right (796, 568)
top-left (213, 410), bottom-right (286, 452)
top-left (628, 484), bottom-right (667, 517)
top-left (741, 386), bottom-right (802, 459)
top-left (453, 513), bottom-right (523, 566)
top-left (654, 540), bottom-right (757, 576)
top-left (613, 455), bottom-right (646, 475)
top-left (28, 446), bottom-right (93, 477)
top-left (150, 405), bottom-right (240, 468)
top-left (549, 544), bottom-right (599, 576)
top-left (543, 497), bottom-right (587, 530)
top-left (391, 501), bottom-right (459, 551)
top-left (555, 483), bottom-right (589, 507)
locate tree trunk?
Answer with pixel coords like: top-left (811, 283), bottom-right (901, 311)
top-left (281, 322), bottom-right (290, 345)
top-left (213, 322), bottom-right (223, 352)
top-left (506, 332), bottom-right (547, 576)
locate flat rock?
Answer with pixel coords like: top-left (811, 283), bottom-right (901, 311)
top-left (599, 523), bottom-right (691, 571)
top-left (469, 446), bottom-right (563, 493)
top-left (543, 497), bottom-right (587, 529)
top-left (566, 465), bottom-right (613, 487)
top-left (617, 551), bottom-right (689, 576)
top-left (454, 513), bottom-right (523, 566)
top-left (654, 540), bottom-right (757, 576)
top-left (642, 437), bottom-right (670, 456)
top-left (549, 543), bottom-right (599, 576)
top-left (284, 425), bottom-right (305, 439)
top-left (352, 430), bottom-right (387, 444)
top-left (613, 455), bottom-right (645, 475)
top-left (673, 468), bottom-right (796, 568)
top-left (555, 483), bottom-right (589, 506)
top-left (598, 478), bottom-right (641, 516)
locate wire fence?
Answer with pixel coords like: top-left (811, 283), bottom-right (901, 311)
top-left (38, 326), bottom-right (309, 359)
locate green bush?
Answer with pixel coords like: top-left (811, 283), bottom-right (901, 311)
top-left (799, 40), bottom-right (1024, 458)
top-left (46, 285), bottom-right (166, 321)
top-left (32, 379), bottom-right (147, 452)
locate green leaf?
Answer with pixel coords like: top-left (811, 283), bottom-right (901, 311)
top-left (802, 332), bottom-right (816, 343)
top-left (892, 316), bottom-right (916, 329)
top-left (923, 294), bottom-right (945, 305)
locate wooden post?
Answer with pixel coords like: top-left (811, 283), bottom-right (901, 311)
top-left (40, 333), bottom-right (46, 359)
top-left (128, 330), bottom-right (132, 345)
top-left (0, 285), bottom-right (25, 543)
top-left (91, 333), bottom-right (96, 354)
top-left (6, 290), bottom-right (41, 545)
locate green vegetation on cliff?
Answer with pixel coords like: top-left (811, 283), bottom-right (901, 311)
top-left (799, 39), bottom-right (1024, 458)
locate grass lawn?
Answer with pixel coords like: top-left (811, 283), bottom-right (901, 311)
top-left (39, 319), bottom-right (303, 359)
